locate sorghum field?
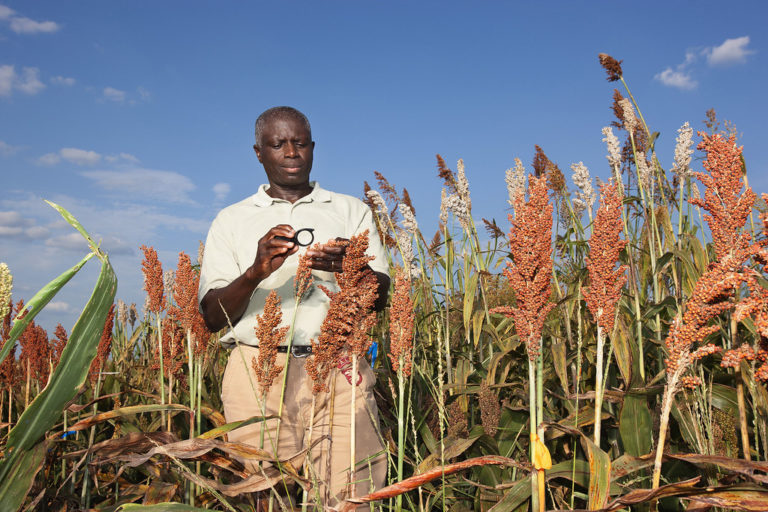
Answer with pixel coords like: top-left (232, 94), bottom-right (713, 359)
top-left (1, 55), bottom-right (768, 512)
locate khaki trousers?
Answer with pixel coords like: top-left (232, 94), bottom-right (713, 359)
top-left (221, 344), bottom-right (387, 510)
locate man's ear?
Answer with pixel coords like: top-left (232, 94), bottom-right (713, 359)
top-left (253, 144), bottom-right (263, 163)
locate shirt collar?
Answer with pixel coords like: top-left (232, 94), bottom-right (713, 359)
top-left (252, 181), bottom-right (331, 207)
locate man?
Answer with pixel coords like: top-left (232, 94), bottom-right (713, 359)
top-left (198, 106), bottom-right (390, 509)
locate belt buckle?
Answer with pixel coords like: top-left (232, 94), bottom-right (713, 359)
top-left (291, 345), bottom-right (312, 358)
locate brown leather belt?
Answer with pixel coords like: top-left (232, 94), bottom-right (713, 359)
top-left (265, 345), bottom-right (312, 357)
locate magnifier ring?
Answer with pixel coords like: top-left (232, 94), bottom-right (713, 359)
top-left (276, 228), bottom-right (315, 247)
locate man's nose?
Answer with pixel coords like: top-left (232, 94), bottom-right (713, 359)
top-left (284, 142), bottom-right (299, 157)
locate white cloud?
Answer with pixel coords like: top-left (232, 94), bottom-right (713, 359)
top-left (60, 147), bottom-right (101, 166)
top-left (655, 67), bottom-right (698, 90)
top-left (0, 5), bottom-right (13, 20)
top-left (706, 36), bottom-right (754, 66)
top-left (0, 6), bottom-right (59, 34)
top-left (81, 168), bottom-right (197, 203)
top-left (37, 152), bottom-right (61, 166)
top-left (105, 152), bottom-right (139, 164)
top-left (25, 226), bottom-right (49, 238)
top-left (15, 67), bottom-right (44, 94)
top-left (0, 140), bottom-right (21, 156)
top-left (655, 51), bottom-right (698, 90)
top-left (103, 86), bottom-right (126, 102)
top-left (213, 182), bottom-right (231, 201)
top-left (10, 16), bottom-right (59, 34)
top-left (0, 65), bottom-right (45, 96)
top-left (0, 211), bottom-right (27, 226)
top-left (0, 210), bottom-right (49, 240)
top-left (137, 86), bottom-right (151, 101)
top-left (0, 65), bottom-right (14, 96)
top-left (46, 301), bottom-right (70, 312)
top-left (46, 232), bottom-right (88, 251)
top-left (37, 147), bottom-right (103, 166)
top-left (51, 75), bottom-right (75, 86)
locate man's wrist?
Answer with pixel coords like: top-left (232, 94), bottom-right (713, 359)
top-left (244, 265), bottom-right (266, 286)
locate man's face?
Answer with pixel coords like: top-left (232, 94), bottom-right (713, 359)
top-left (254, 116), bottom-right (314, 191)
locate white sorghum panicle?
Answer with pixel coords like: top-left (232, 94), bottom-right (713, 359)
top-left (691, 182), bottom-right (701, 201)
top-left (505, 158), bottom-right (526, 207)
top-left (671, 121), bottom-right (694, 179)
top-left (558, 198), bottom-right (571, 231)
top-left (0, 263), bottom-right (12, 320)
top-left (445, 194), bottom-right (471, 230)
top-left (570, 161), bottom-right (595, 219)
top-left (117, 299), bottom-right (128, 327)
top-left (618, 98), bottom-right (638, 132)
top-left (397, 230), bottom-right (415, 275)
top-left (636, 152), bottom-right (654, 194)
top-left (439, 188), bottom-right (449, 225)
top-left (163, 270), bottom-right (175, 301)
top-left (456, 159), bottom-right (471, 209)
top-left (398, 203), bottom-right (418, 235)
top-left (197, 241), bottom-right (205, 266)
top-left (602, 126), bottom-right (623, 189)
top-left (366, 190), bottom-right (388, 216)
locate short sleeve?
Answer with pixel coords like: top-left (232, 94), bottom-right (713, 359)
top-left (198, 212), bottom-right (242, 307)
top-left (352, 204), bottom-right (389, 276)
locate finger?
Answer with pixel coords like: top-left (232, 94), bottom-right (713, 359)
top-left (307, 257), bottom-right (340, 273)
top-left (306, 244), bottom-right (346, 258)
top-left (269, 225), bottom-right (296, 238)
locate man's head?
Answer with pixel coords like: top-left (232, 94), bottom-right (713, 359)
top-left (254, 107), bottom-right (312, 149)
top-left (253, 106), bottom-right (315, 199)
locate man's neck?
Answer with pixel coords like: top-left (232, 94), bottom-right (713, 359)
top-left (265, 182), bottom-right (314, 203)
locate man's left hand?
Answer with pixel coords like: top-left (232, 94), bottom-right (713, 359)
top-left (305, 237), bottom-right (348, 273)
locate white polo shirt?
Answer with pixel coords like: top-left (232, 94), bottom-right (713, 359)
top-left (198, 182), bottom-right (389, 348)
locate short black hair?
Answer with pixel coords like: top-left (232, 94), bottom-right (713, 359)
top-left (254, 106), bottom-right (312, 147)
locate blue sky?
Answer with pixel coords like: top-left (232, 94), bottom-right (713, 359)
top-left (1, 1), bottom-right (767, 332)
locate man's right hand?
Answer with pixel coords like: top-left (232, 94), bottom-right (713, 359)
top-left (245, 224), bottom-right (299, 283)
top-left (202, 224), bottom-right (298, 332)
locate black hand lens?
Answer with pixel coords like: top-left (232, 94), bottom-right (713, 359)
top-left (276, 228), bottom-right (315, 247)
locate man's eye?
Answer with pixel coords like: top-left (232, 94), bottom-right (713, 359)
top-left (272, 143), bottom-right (282, 149)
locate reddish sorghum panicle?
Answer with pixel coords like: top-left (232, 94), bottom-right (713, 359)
top-left (150, 315), bottom-right (185, 382)
top-left (719, 192), bottom-right (768, 379)
top-left (598, 53), bottom-right (623, 81)
top-left (491, 175), bottom-right (555, 360)
top-left (51, 323), bottom-right (68, 370)
top-left (17, 298), bottom-right (51, 385)
top-left (251, 290), bottom-right (288, 395)
top-left (436, 154), bottom-right (458, 196)
top-left (89, 303), bottom-right (115, 383)
top-left (389, 268), bottom-right (414, 377)
top-left (721, 343), bottom-right (755, 368)
top-left (583, 182), bottom-right (628, 331)
top-left (140, 245), bottom-right (167, 314)
top-left (690, 133), bottom-right (756, 261)
top-left (0, 299), bottom-right (16, 389)
top-left (478, 381), bottom-right (500, 437)
top-left (665, 260), bottom-right (739, 383)
top-left (294, 249), bottom-right (314, 300)
top-left (687, 136), bottom-right (766, 381)
top-left (306, 232), bottom-right (378, 393)
top-left (171, 252), bottom-right (211, 357)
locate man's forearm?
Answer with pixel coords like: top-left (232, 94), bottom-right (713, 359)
top-left (201, 267), bottom-right (263, 332)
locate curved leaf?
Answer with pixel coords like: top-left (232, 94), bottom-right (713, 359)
top-left (0, 202), bottom-right (117, 507)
